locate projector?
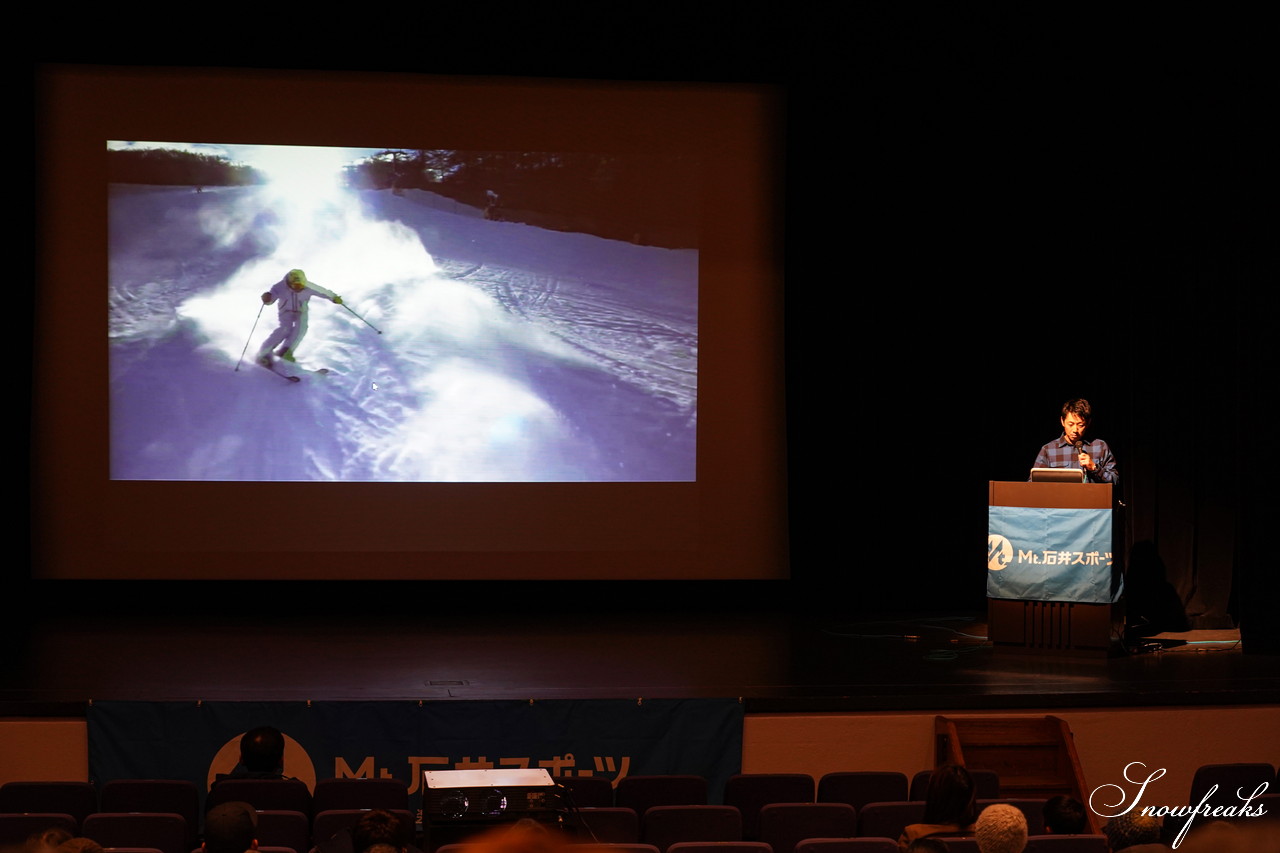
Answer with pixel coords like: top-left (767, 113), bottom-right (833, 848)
top-left (422, 768), bottom-right (566, 821)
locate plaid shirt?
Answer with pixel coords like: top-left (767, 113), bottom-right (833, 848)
top-left (1034, 434), bottom-right (1118, 484)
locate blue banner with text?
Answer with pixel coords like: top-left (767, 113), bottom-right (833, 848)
top-left (87, 699), bottom-right (743, 811)
top-left (987, 506), bottom-right (1119, 603)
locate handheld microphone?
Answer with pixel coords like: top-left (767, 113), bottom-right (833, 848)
top-left (1074, 439), bottom-right (1088, 474)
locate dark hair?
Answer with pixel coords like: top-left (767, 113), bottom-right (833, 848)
top-left (27, 829), bottom-right (74, 849)
top-left (351, 810), bottom-right (407, 853)
top-left (1043, 795), bottom-right (1087, 834)
top-left (204, 802), bottom-right (257, 853)
top-left (1060, 398), bottom-right (1092, 424)
top-left (56, 839), bottom-right (104, 853)
top-left (239, 726), bottom-right (285, 773)
top-left (1103, 812), bottom-right (1161, 849)
top-left (922, 763), bottom-right (978, 827)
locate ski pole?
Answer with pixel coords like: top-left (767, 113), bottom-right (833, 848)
top-left (340, 301), bottom-right (382, 335)
top-left (235, 301), bottom-right (266, 371)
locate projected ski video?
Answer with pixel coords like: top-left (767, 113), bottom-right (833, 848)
top-left (108, 142), bottom-right (699, 482)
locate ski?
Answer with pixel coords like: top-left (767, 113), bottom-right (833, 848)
top-left (277, 353), bottom-right (332, 376)
top-left (258, 359), bottom-right (301, 383)
top-left (292, 364), bottom-right (332, 376)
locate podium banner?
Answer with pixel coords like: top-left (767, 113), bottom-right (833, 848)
top-left (987, 505), bottom-right (1119, 603)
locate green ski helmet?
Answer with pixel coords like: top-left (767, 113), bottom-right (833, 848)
top-left (285, 269), bottom-right (308, 290)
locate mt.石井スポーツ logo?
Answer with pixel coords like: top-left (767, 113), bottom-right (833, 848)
top-left (987, 534), bottom-right (1012, 571)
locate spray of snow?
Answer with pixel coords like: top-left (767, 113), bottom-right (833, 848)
top-left (359, 360), bottom-right (583, 481)
top-left (166, 146), bottom-right (598, 479)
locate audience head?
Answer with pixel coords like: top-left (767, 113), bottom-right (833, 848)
top-left (1043, 795), bottom-right (1087, 834)
top-left (922, 763), bottom-right (979, 827)
top-left (458, 820), bottom-right (565, 853)
top-left (975, 804), bottom-right (1028, 853)
top-left (1102, 812), bottom-right (1161, 851)
top-left (55, 841), bottom-right (102, 853)
top-left (9, 828), bottom-right (72, 853)
top-left (204, 801), bottom-right (258, 853)
top-left (351, 810), bottom-right (408, 853)
top-left (239, 726), bottom-right (285, 773)
top-left (32, 831), bottom-right (72, 850)
top-left (1180, 819), bottom-right (1280, 853)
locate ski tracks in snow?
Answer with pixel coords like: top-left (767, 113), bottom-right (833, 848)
top-left (439, 259), bottom-right (697, 417)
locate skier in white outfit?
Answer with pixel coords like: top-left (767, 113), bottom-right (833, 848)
top-left (257, 268), bottom-right (343, 365)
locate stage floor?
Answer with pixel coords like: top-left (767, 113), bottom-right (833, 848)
top-left (5, 608), bottom-right (1278, 715)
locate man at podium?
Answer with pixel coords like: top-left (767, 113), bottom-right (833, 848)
top-left (1033, 398), bottom-right (1118, 484)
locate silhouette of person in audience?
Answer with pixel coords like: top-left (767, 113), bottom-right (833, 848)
top-left (975, 803), bottom-right (1028, 853)
top-left (898, 764), bottom-right (979, 850)
top-left (1042, 795), bottom-right (1088, 834)
top-left (1101, 812), bottom-right (1164, 852)
top-left (317, 809), bottom-right (422, 853)
top-left (204, 803), bottom-right (258, 853)
top-left (215, 726), bottom-right (289, 783)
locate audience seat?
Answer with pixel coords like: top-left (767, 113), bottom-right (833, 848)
top-left (1161, 762), bottom-right (1276, 845)
top-left (100, 780), bottom-right (200, 850)
top-left (723, 775), bottom-right (814, 842)
top-left (852, 802), bottom-right (923, 841)
top-left (0, 783), bottom-right (98, 831)
top-left (758, 803), bottom-right (856, 853)
top-left (82, 812), bottom-right (187, 853)
top-left (642, 805), bottom-right (742, 853)
top-left (0, 813), bottom-right (78, 847)
top-left (253, 810), bottom-right (310, 853)
top-left (311, 778), bottom-right (409, 814)
top-left (615, 777), bottom-right (708, 817)
top-left (572, 807), bottom-right (640, 844)
top-left (816, 774), bottom-right (908, 815)
top-left (1188, 762), bottom-right (1275, 805)
top-left (555, 777), bottom-right (616, 809)
top-left (205, 779), bottom-right (312, 817)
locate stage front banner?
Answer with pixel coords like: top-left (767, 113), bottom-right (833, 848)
top-left (87, 699), bottom-right (743, 808)
top-left (987, 505), bottom-right (1119, 604)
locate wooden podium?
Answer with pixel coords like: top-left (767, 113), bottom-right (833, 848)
top-left (988, 481), bottom-right (1121, 656)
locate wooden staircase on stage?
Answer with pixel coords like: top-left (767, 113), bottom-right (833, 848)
top-left (935, 715), bottom-right (1102, 834)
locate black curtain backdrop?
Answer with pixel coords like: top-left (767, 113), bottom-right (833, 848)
top-left (783, 9), bottom-right (1265, 630)
top-left (25, 8), bottom-right (1268, 636)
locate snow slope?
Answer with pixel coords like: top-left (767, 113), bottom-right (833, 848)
top-left (108, 184), bottom-right (697, 482)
